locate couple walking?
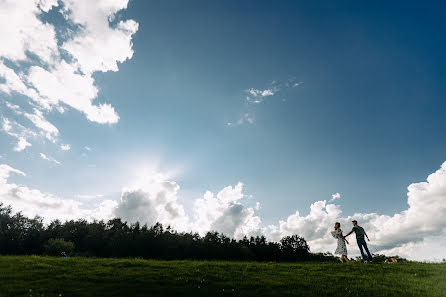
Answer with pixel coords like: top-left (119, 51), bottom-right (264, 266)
top-left (331, 220), bottom-right (373, 263)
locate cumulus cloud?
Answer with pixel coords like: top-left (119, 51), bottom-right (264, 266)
top-left (110, 171), bottom-right (261, 238)
top-left (2, 160), bottom-right (446, 260)
top-left (112, 176), bottom-right (262, 238)
top-left (0, 0), bottom-right (138, 150)
top-left (115, 173), bottom-right (189, 230)
top-left (265, 161), bottom-right (446, 260)
top-left (0, 0), bottom-right (59, 63)
top-left (0, 164), bottom-right (117, 222)
top-left (378, 233), bottom-right (446, 262)
top-left (27, 61), bottom-right (120, 124)
top-left (266, 200), bottom-right (342, 249)
top-left (354, 161), bottom-right (446, 248)
top-left (61, 0), bottom-right (139, 75)
top-left (191, 182), bottom-right (261, 238)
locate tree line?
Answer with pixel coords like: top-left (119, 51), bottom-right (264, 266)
top-left (0, 203), bottom-right (338, 262)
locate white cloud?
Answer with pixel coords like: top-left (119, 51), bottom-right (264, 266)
top-left (330, 192), bottom-right (341, 202)
top-left (115, 173), bottom-right (189, 230)
top-left (2, 102), bottom-right (60, 149)
top-left (112, 161), bottom-right (446, 259)
top-left (255, 202), bottom-right (261, 210)
top-left (27, 61), bottom-right (120, 124)
top-left (39, 0), bottom-right (59, 12)
top-left (0, 62), bottom-right (41, 104)
top-left (288, 81), bottom-right (304, 88)
top-left (1, 118), bottom-right (36, 151)
top-left (2, 160), bottom-right (446, 260)
top-left (266, 161), bottom-right (446, 261)
top-left (378, 233), bottom-right (446, 262)
top-left (4, 101), bottom-right (21, 111)
top-left (113, 175), bottom-right (261, 238)
top-left (0, 0), bottom-right (59, 63)
top-left (61, 0), bottom-right (138, 74)
top-left (0, 0), bottom-right (138, 150)
top-left (84, 146), bottom-right (91, 151)
top-left (0, 164), bottom-right (117, 222)
top-left (39, 153), bottom-right (61, 165)
top-left (245, 88), bottom-right (275, 104)
top-left (248, 88), bottom-right (275, 98)
top-left (60, 144), bottom-right (71, 151)
top-left (191, 182), bottom-right (261, 238)
top-left (266, 200), bottom-right (342, 247)
top-left (24, 109), bottom-right (59, 143)
top-left (229, 80), bottom-right (302, 126)
top-left (16, 138), bottom-right (32, 152)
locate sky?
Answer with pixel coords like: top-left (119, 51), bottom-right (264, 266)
top-left (1, 0), bottom-right (446, 261)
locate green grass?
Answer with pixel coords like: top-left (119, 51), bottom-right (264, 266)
top-left (0, 256), bottom-right (445, 297)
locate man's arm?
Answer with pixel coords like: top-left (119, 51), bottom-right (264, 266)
top-left (364, 231), bottom-right (370, 241)
top-left (344, 230), bottom-right (354, 237)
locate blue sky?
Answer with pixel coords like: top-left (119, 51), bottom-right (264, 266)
top-left (1, 0), bottom-right (446, 260)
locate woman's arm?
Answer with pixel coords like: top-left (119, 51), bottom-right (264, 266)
top-left (340, 231), bottom-right (349, 244)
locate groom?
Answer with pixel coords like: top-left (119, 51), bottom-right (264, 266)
top-left (344, 220), bottom-right (373, 262)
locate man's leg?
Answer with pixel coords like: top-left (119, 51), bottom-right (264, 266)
top-left (362, 241), bottom-right (373, 261)
top-left (357, 239), bottom-right (367, 261)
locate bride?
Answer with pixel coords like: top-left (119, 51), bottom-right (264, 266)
top-left (331, 222), bottom-right (350, 262)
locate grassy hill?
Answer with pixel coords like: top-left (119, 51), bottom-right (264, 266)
top-left (0, 256), bottom-right (445, 297)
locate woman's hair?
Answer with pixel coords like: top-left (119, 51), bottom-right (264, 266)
top-left (334, 222), bottom-right (341, 229)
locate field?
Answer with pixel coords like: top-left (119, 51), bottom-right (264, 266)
top-left (0, 256), bottom-right (445, 297)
